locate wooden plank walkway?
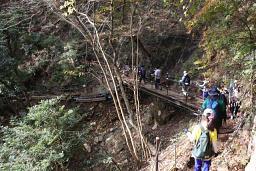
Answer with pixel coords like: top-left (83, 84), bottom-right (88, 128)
top-left (29, 78), bottom-right (203, 109)
top-left (124, 80), bottom-right (203, 112)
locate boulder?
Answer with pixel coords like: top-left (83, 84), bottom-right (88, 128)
top-left (143, 111), bottom-right (154, 125)
top-left (153, 109), bottom-right (175, 125)
top-left (105, 133), bottom-right (124, 154)
top-left (149, 102), bottom-right (175, 125)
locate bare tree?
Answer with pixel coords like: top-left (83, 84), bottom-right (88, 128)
top-left (40, 0), bottom-right (158, 161)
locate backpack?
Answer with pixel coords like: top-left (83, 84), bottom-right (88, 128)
top-left (205, 100), bottom-right (219, 118)
top-left (203, 91), bottom-right (208, 101)
top-left (184, 75), bottom-right (190, 85)
top-left (192, 125), bottom-right (213, 159)
top-left (219, 94), bottom-right (227, 106)
top-left (140, 68), bottom-right (145, 76)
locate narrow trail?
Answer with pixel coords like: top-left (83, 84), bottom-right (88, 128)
top-left (140, 112), bottom-right (241, 171)
top-left (123, 80), bottom-right (242, 171)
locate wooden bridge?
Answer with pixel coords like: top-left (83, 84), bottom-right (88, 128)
top-left (28, 78), bottom-right (203, 113)
top-left (124, 80), bottom-right (203, 113)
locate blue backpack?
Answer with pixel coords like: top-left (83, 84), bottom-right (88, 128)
top-left (206, 100), bottom-right (219, 118)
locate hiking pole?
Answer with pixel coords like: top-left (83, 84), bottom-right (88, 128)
top-left (155, 137), bottom-right (160, 171)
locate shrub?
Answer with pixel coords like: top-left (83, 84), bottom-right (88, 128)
top-left (0, 97), bottom-right (89, 170)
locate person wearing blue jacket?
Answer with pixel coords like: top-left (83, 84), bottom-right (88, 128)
top-left (202, 88), bottom-right (225, 134)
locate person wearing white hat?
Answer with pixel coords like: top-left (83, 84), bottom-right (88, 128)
top-left (185, 109), bottom-right (218, 171)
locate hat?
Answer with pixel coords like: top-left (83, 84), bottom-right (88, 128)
top-left (208, 88), bottom-right (219, 96)
top-left (203, 109), bottom-right (213, 116)
top-left (203, 109), bottom-right (214, 120)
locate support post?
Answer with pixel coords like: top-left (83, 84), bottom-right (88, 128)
top-left (175, 143), bottom-right (176, 169)
top-left (166, 73), bottom-right (169, 95)
top-left (155, 137), bottom-right (160, 171)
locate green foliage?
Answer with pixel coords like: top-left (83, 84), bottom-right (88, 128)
top-left (183, 54), bottom-right (203, 77)
top-left (0, 2), bottom-right (64, 105)
top-left (21, 33), bottom-right (63, 55)
top-left (50, 39), bottom-right (91, 85)
top-left (0, 97), bottom-right (89, 170)
top-left (184, 0), bottom-right (255, 87)
top-left (83, 153), bottom-right (120, 170)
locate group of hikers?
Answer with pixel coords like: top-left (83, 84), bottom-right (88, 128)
top-left (122, 65), bottom-right (191, 91)
top-left (122, 64), bottom-right (242, 170)
top-left (122, 64), bottom-right (241, 170)
top-left (122, 65), bottom-right (163, 89)
top-left (185, 82), bottom-right (241, 170)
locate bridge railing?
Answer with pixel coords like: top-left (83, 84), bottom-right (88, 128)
top-left (145, 75), bottom-right (203, 99)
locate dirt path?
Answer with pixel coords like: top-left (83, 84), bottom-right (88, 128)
top-left (140, 113), bottom-right (244, 171)
top-left (130, 80), bottom-right (244, 170)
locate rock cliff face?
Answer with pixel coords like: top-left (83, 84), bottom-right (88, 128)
top-left (245, 115), bottom-right (256, 171)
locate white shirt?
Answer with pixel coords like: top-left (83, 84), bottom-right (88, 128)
top-left (154, 69), bottom-right (161, 79)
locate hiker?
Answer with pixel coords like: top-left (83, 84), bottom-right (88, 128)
top-left (203, 87), bottom-right (209, 101)
top-left (233, 83), bottom-right (241, 99)
top-left (202, 88), bottom-right (222, 133)
top-left (229, 97), bottom-right (240, 119)
top-left (228, 79), bottom-right (238, 102)
top-left (219, 88), bottom-right (228, 123)
top-left (153, 66), bottom-right (161, 90)
top-left (179, 71), bottom-right (190, 92)
top-left (185, 109), bottom-right (218, 171)
top-left (139, 65), bottom-right (146, 84)
top-left (199, 79), bottom-right (209, 101)
top-left (222, 88), bottom-right (229, 104)
top-left (199, 79), bottom-right (209, 90)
